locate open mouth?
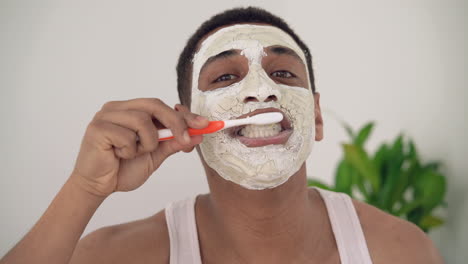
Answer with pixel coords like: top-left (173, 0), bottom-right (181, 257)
top-left (229, 108), bottom-right (293, 147)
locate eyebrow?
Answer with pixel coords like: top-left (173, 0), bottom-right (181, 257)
top-left (199, 46), bottom-right (304, 74)
top-left (199, 50), bottom-right (240, 74)
top-left (268, 46), bottom-right (304, 64)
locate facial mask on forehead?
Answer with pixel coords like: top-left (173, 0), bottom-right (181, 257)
top-left (191, 25), bottom-right (316, 190)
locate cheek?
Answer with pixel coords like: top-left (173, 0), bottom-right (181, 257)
top-left (277, 86), bottom-right (315, 129)
top-left (192, 84), bottom-right (244, 120)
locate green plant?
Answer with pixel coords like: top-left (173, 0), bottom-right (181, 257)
top-left (308, 122), bottom-right (447, 232)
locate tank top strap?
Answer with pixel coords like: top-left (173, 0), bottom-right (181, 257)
top-left (165, 196), bottom-right (202, 264)
top-left (313, 187), bottom-right (373, 264)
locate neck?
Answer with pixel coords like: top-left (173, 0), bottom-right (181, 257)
top-left (208, 164), bottom-right (310, 225)
top-left (198, 164), bottom-right (335, 263)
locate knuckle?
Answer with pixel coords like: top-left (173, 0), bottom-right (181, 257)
top-left (184, 112), bottom-right (197, 121)
top-left (120, 143), bottom-right (136, 157)
top-left (86, 120), bottom-right (103, 133)
top-left (176, 104), bottom-right (188, 112)
top-left (152, 98), bottom-right (163, 105)
top-left (93, 110), bottom-right (105, 121)
top-left (118, 147), bottom-right (135, 159)
top-left (102, 101), bottom-right (117, 110)
top-left (84, 121), bottom-right (108, 143)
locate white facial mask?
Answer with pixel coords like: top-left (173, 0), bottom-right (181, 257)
top-left (191, 25), bottom-right (316, 190)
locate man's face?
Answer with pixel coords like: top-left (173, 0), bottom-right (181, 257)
top-left (190, 24), bottom-right (320, 190)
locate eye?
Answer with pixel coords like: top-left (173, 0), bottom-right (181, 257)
top-left (271, 70), bottom-right (295, 78)
top-left (213, 74), bottom-right (237, 83)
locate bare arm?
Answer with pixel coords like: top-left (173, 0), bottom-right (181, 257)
top-left (69, 211), bottom-right (170, 264)
top-left (0, 100), bottom-right (207, 264)
top-left (1, 176), bottom-right (104, 264)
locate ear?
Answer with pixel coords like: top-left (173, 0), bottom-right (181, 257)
top-left (313, 93), bottom-right (324, 141)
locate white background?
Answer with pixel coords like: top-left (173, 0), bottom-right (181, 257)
top-left (1, 0), bottom-right (467, 263)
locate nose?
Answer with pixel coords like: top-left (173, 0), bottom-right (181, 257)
top-left (244, 95), bottom-right (278, 103)
top-left (239, 65), bottom-right (281, 103)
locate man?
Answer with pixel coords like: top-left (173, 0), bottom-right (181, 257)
top-left (1, 7), bottom-right (443, 264)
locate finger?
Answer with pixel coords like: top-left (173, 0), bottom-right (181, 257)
top-left (102, 98), bottom-right (190, 146)
top-left (182, 145), bottom-right (195, 153)
top-left (175, 104), bottom-right (209, 129)
top-left (95, 110), bottom-right (159, 156)
top-left (88, 121), bottom-right (138, 160)
top-left (151, 135), bottom-right (203, 165)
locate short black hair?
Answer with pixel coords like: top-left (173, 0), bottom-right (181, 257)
top-left (176, 6), bottom-right (316, 106)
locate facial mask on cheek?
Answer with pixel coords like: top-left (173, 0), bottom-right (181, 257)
top-left (191, 25), bottom-right (316, 190)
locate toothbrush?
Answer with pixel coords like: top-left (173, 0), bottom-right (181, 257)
top-left (157, 112), bottom-right (283, 141)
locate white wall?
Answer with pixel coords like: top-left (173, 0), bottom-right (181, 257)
top-left (1, 0), bottom-right (466, 262)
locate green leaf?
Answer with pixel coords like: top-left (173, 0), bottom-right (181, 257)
top-left (407, 159), bottom-right (422, 186)
top-left (408, 139), bottom-right (418, 160)
top-left (373, 144), bottom-right (390, 198)
top-left (354, 122), bottom-right (374, 147)
top-left (337, 121), bottom-right (448, 232)
top-left (342, 122), bottom-right (355, 140)
top-left (334, 160), bottom-right (353, 195)
top-left (414, 171), bottom-right (447, 212)
top-left (420, 215), bottom-right (445, 230)
top-left (373, 143), bottom-right (389, 172)
top-left (396, 199), bottom-right (423, 216)
top-left (307, 179), bottom-right (333, 191)
top-left (390, 160), bottom-right (417, 208)
top-left (407, 206), bottom-right (425, 227)
top-left (343, 144), bottom-right (380, 192)
top-left (379, 168), bottom-right (406, 212)
top-left (351, 168), bottom-right (369, 200)
top-left (378, 136), bottom-right (407, 210)
top-left (390, 135), bottom-right (404, 164)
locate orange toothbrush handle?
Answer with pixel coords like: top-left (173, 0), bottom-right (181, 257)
top-left (158, 121), bottom-right (225, 141)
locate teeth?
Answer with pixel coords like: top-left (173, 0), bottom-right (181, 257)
top-left (239, 123), bottom-right (282, 138)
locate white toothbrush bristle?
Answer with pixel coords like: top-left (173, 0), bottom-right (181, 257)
top-left (250, 112), bottom-right (283, 125)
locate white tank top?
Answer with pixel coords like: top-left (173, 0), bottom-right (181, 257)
top-left (165, 187), bottom-right (373, 263)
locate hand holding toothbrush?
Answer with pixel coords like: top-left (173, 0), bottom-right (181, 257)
top-left (72, 99), bottom-right (209, 197)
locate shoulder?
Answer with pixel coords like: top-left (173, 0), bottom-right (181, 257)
top-left (70, 210), bottom-right (169, 264)
top-left (352, 199), bottom-right (444, 264)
